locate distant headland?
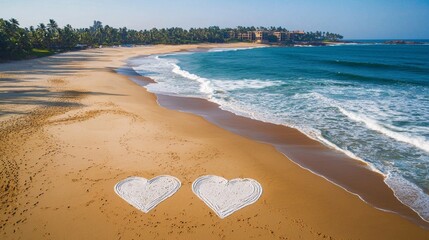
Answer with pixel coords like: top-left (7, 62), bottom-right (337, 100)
top-left (0, 18), bottom-right (343, 60)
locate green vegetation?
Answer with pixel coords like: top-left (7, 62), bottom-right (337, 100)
top-left (0, 18), bottom-right (32, 60)
top-left (31, 49), bottom-right (54, 58)
top-left (267, 35), bottom-right (279, 43)
top-left (0, 18), bottom-right (344, 61)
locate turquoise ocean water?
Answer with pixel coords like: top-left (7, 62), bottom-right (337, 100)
top-left (132, 43), bottom-right (429, 221)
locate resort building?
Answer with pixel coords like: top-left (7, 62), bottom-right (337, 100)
top-left (237, 31), bottom-right (255, 41)
top-left (229, 30), bottom-right (306, 43)
top-left (273, 32), bottom-right (288, 42)
top-left (288, 30), bottom-right (305, 40)
top-left (254, 31), bottom-right (269, 43)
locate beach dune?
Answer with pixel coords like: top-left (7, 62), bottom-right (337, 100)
top-left (0, 44), bottom-right (428, 239)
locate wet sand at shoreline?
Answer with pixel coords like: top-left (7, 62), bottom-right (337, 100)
top-left (155, 93), bottom-right (428, 228)
top-left (0, 44), bottom-right (428, 239)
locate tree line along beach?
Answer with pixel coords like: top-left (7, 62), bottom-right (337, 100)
top-left (1, 17), bottom-right (429, 239)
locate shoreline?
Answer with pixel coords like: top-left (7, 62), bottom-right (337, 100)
top-left (123, 49), bottom-right (429, 228)
top-left (123, 65), bottom-right (429, 228)
top-left (1, 44), bottom-right (428, 239)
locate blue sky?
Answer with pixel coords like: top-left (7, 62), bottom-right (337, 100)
top-left (1, 0), bottom-right (428, 39)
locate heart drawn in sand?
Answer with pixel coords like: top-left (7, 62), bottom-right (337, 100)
top-left (114, 175), bottom-right (181, 213)
top-left (192, 175), bottom-right (263, 218)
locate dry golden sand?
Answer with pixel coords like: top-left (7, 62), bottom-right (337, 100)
top-left (0, 44), bottom-right (428, 239)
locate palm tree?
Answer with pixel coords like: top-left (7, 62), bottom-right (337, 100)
top-left (59, 24), bottom-right (78, 49)
top-left (47, 19), bottom-right (59, 49)
top-left (2, 17), bottom-right (346, 60)
top-left (0, 18), bottom-right (32, 59)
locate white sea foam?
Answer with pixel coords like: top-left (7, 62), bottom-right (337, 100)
top-left (171, 63), bottom-right (214, 95)
top-left (308, 128), bottom-right (383, 173)
top-left (132, 55), bottom-right (209, 97)
top-left (208, 46), bottom-right (266, 52)
top-left (328, 42), bottom-right (359, 46)
top-left (303, 91), bottom-right (429, 153)
top-left (211, 89), bottom-right (429, 223)
top-left (338, 107), bottom-right (429, 153)
top-left (130, 53), bottom-right (429, 223)
top-left (210, 91), bottom-right (383, 174)
top-left (212, 79), bottom-right (282, 91)
top-left (385, 173), bottom-right (429, 222)
top-left (168, 59), bottom-right (283, 96)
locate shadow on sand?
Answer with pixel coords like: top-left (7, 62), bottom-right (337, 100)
top-left (0, 50), bottom-right (125, 117)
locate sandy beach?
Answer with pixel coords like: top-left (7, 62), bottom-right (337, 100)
top-left (1, 43), bottom-right (428, 239)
